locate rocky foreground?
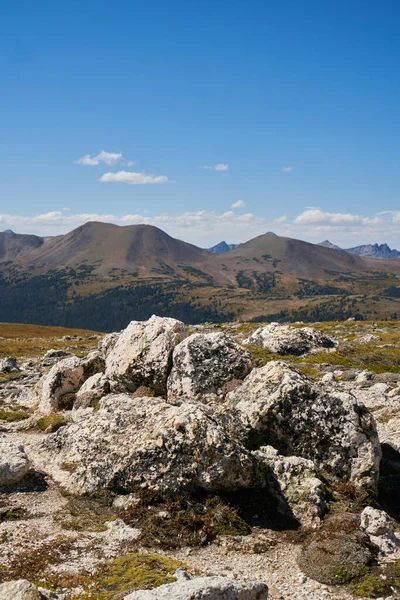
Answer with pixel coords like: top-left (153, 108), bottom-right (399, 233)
top-left (0, 317), bottom-right (399, 599)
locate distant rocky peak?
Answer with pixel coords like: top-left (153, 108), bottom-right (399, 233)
top-left (208, 241), bottom-right (237, 254)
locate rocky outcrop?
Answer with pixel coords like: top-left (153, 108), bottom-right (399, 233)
top-left (227, 361), bottom-right (381, 492)
top-left (0, 438), bottom-right (30, 486)
top-left (167, 332), bottom-right (253, 400)
top-left (0, 356), bottom-right (20, 373)
top-left (125, 569), bottom-right (268, 599)
top-left (243, 323), bottom-right (336, 356)
top-left (253, 446), bottom-right (326, 526)
top-left (105, 315), bottom-right (187, 395)
top-left (74, 373), bottom-right (110, 409)
top-left (38, 394), bottom-right (263, 495)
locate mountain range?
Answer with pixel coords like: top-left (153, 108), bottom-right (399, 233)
top-left (1, 223), bottom-right (400, 330)
top-left (319, 240), bottom-right (400, 259)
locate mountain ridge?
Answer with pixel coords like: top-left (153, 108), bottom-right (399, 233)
top-left (1, 222), bottom-right (400, 329)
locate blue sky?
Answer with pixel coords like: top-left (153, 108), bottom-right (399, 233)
top-left (1, 0), bottom-right (400, 247)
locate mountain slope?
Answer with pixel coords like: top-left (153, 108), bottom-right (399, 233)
top-left (0, 230), bottom-right (44, 262)
top-left (1, 223), bottom-right (400, 329)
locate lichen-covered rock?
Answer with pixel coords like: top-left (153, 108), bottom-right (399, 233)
top-left (105, 315), bottom-right (187, 395)
top-left (253, 446), bottom-right (326, 526)
top-left (124, 570), bottom-right (268, 599)
top-left (0, 438), bottom-right (30, 486)
top-left (34, 350), bottom-right (105, 414)
top-left (167, 332), bottom-right (253, 400)
top-left (36, 356), bottom-right (85, 414)
top-left (0, 356), bottom-right (20, 373)
top-left (74, 373), bottom-right (110, 409)
top-left (41, 348), bottom-right (71, 366)
top-left (0, 580), bottom-right (42, 600)
top-left (243, 323), bottom-right (336, 356)
top-left (227, 361), bottom-right (381, 492)
top-left (81, 349), bottom-right (105, 377)
top-left (98, 330), bottom-right (120, 359)
top-left (360, 506), bottom-right (400, 558)
top-left (38, 394), bottom-right (262, 495)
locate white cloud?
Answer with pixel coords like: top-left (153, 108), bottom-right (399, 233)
top-left (99, 171), bottom-right (168, 185)
top-left (281, 166), bottom-right (293, 172)
top-left (75, 151), bottom-right (125, 167)
top-left (1, 208), bottom-right (400, 248)
top-left (294, 209), bottom-right (382, 227)
top-left (205, 164), bottom-right (229, 172)
top-left (231, 200), bottom-right (246, 209)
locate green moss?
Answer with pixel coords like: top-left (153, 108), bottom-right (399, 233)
top-left (352, 574), bottom-right (389, 597)
top-left (54, 494), bottom-right (116, 532)
top-left (36, 414), bottom-right (67, 432)
top-left (0, 410), bottom-right (29, 422)
top-left (334, 565), bottom-right (368, 584)
top-left (74, 553), bottom-right (185, 599)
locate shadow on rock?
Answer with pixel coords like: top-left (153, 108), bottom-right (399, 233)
top-left (0, 469), bottom-right (48, 494)
top-left (378, 443), bottom-right (400, 522)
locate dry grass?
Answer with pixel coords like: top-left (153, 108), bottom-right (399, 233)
top-left (0, 323), bottom-right (102, 359)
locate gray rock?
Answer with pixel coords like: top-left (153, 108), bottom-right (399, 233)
top-left (124, 571), bottom-right (268, 599)
top-left (243, 323), bottom-right (336, 356)
top-left (105, 315), bottom-right (187, 395)
top-left (227, 361), bottom-right (381, 492)
top-left (0, 356), bottom-right (20, 373)
top-left (38, 394), bottom-right (262, 495)
top-left (0, 580), bottom-right (42, 600)
top-left (0, 437), bottom-right (30, 485)
top-left (167, 332), bottom-right (253, 400)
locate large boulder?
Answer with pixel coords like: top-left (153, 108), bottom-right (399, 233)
top-left (253, 446), bottom-right (326, 526)
top-left (125, 570), bottom-right (268, 599)
top-left (243, 323), bottom-right (336, 356)
top-left (38, 394), bottom-right (263, 495)
top-left (105, 315), bottom-right (187, 395)
top-left (0, 437), bottom-right (30, 486)
top-left (0, 356), bottom-right (20, 374)
top-left (227, 361), bottom-right (381, 492)
top-left (167, 332), bottom-right (253, 400)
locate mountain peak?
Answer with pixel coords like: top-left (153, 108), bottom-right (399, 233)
top-left (208, 241), bottom-right (237, 254)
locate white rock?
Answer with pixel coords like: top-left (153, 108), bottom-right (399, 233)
top-left (0, 580), bottom-right (41, 600)
top-left (360, 506), bottom-right (400, 558)
top-left (36, 356), bottom-right (85, 414)
top-left (105, 518), bottom-right (141, 541)
top-left (0, 437), bottom-right (30, 486)
top-left (105, 315), bottom-right (187, 395)
top-left (243, 323), bottom-right (336, 356)
top-left (124, 572), bottom-right (268, 599)
top-left (167, 332), bottom-right (253, 400)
